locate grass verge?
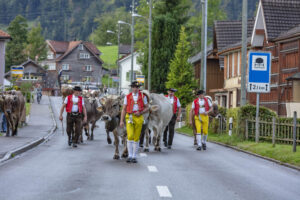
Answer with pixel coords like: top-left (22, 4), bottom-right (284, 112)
top-left (26, 103), bottom-right (31, 116)
top-left (176, 126), bottom-right (300, 167)
top-left (98, 45), bottom-right (118, 69)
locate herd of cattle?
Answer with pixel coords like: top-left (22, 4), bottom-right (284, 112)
top-left (61, 86), bottom-right (219, 159)
top-left (0, 90), bottom-right (26, 137)
top-left (1, 86), bottom-right (219, 160)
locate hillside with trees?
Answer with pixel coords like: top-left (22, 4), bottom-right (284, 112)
top-left (0, 0), bottom-right (258, 41)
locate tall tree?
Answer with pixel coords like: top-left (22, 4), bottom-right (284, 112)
top-left (5, 15), bottom-right (28, 71)
top-left (166, 27), bottom-right (197, 107)
top-left (26, 23), bottom-right (47, 61)
top-left (142, 0), bottom-right (191, 93)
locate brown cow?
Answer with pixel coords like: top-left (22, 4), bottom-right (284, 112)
top-left (99, 95), bottom-right (128, 159)
top-left (0, 91), bottom-right (26, 137)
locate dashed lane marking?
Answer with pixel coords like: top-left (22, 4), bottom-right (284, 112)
top-left (139, 153), bottom-right (147, 157)
top-left (147, 165), bottom-right (158, 172)
top-left (156, 186), bottom-right (172, 198)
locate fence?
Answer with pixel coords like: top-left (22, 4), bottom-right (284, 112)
top-left (246, 115), bottom-right (300, 145)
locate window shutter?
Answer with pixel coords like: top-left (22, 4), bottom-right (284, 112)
top-left (82, 66), bottom-right (85, 71)
top-left (91, 65), bottom-right (93, 72)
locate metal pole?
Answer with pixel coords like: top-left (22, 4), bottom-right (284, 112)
top-left (200, 0), bottom-right (205, 90)
top-left (240, 0), bottom-right (248, 106)
top-left (255, 93), bottom-right (260, 143)
top-left (293, 111), bottom-right (297, 152)
top-left (203, 0), bottom-right (208, 92)
top-left (148, 0), bottom-right (152, 92)
top-left (117, 23), bottom-right (121, 94)
top-left (130, 0), bottom-right (135, 83)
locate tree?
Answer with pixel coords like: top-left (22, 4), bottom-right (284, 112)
top-left (5, 15), bottom-right (28, 71)
top-left (185, 0), bottom-right (227, 54)
top-left (26, 23), bottom-right (47, 61)
top-left (166, 27), bottom-right (197, 107)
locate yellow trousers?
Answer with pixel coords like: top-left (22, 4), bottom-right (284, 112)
top-left (126, 113), bottom-right (144, 142)
top-left (194, 114), bottom-right (209, 135)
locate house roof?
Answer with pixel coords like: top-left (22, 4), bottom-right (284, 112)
top-left (118, 51), bottom-right (139, 63)
top-left (20, 59), bottom-right (47, 72)
top-left (275, 24), bottom-right (300, 41)
top-left (188, 44), bottom-right (213, 64)
top-left (218, 37), bottom-right (252, 55)
top-left (0, 29), bottom-right (11, 40)
top-left (47, 40), bottom-right (104, 64)
top-left (286, 72), bottom-right (300, 81)
top-left (119, 44), bottom-right (131, 55)
top-left (261, 0), bottom-right (300, 40)
top-left (214, 19), bottom-right (254, 52)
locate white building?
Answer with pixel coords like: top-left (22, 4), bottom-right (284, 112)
top-left (0, 30), bottom-right (11, 87)
top-left (119, 52), bottom-right (142, 94)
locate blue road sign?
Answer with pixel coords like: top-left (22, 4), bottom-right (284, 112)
top-left (247, 51), bottom-right (271, 93)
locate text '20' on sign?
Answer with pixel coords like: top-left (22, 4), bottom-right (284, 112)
top-left (247, 51), bottom-right (271, 93)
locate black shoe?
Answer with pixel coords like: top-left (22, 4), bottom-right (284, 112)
top-left (164, 141), bottom-right (167, 147)
top-left (126, 158), bottom-right (132, 163)
top-left (72, 143), bottom-right (77, 148)
top-left (68, 138), bottom-right (72, 146)
top-left (202, 143), bottom-right (207, 150)
top-left (167, 146), bottom-right (171, 149)
top-left (197, 146), bottom-right (202, 151)
top-left (139, 144), bottom-right (144, 148)
top-left (131, 158), bottom-right (137, 163)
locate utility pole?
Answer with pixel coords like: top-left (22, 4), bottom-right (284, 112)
top-left (200, 0), bottom-right (207, 91)
top-left (240, 0), bottom-right (248, 106)
top-left (117, 23), bottom-right (121, 94)
top-left (130, 0), bottom-right (135, 83)
top-left (148, 0), bottom-right (152, 92)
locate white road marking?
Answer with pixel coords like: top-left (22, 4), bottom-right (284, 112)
top-left (156, 186), bottom-right (172, 198)
top-left (139, 153), bottom-right (147, 157)
top-left (147, 165), bottom-right (158, 172)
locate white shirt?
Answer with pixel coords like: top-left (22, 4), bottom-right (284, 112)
top-left (124, 92), bottom-right (148, 112)
top-left (192, 98), bottom-right (212, 114)
top-left (64, 95), bottom-right (85, 112)
top-left (167, 95), bottom-right (181, 107)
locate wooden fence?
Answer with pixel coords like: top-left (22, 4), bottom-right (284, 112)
top-left (246, 116), bottom-right (300, 145)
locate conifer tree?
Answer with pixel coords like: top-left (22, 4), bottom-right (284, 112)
top-left (165, 26), bottom-right (197, 107)
top-left (26, 23), bottom-right (47, 61)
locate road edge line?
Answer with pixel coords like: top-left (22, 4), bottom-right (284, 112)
top-left (176, 131), bottom-right (300, 172)
top-left (0, 96), bottom-right (57, 164)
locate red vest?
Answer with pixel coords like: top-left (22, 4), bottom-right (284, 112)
top-left (126, 91), bottom-right (144, 114)
top-left (66, 95), bottom-right (83, 113)
top-left (193, 97), bottom-right (209, 116)
top-left (165, 95), bottom-right (178, 114)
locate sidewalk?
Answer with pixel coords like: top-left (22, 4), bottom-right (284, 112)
top-left (0, 96), bottom-right (56, 162)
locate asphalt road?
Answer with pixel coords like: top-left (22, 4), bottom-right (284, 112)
top-left (0, 96), bottom-right (300, 200)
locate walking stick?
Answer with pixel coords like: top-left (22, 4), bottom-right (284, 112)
top-left (61, 120), bottom-right (65, 136)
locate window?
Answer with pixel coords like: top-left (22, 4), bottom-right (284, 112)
top-left (78, 44), bottom-right (84, 50)
top-left (62, 75), bottom-right (69, 81)
top-left (47, 52), bottom-right (54, 59)
top-left (85, 76), bottom-right (92, 82)
top-left (237, 52), bottom-right (240, 76)
top-left (79, 53), bottom-right (90, 59)
top-left (85, 65), bottom-right (92, 71)
top-left (232, 53), bottom-right (235, 77)
top-left (62, 64), bottom-right (69, 70)
top-left (48, 63), bottom-right (56, 70)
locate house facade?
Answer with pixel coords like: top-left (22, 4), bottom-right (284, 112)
top-left (118, 52), bottom-right (142, 95)
top-left (41, 40), bottom-right (105, 94)
top-left (0, 29), bottom-right (11, 87)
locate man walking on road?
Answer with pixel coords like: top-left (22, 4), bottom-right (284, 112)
top-left (163, 88), bottom-right (181, 149)
top-left (59, 86), bottom-right (87, 148)
top-left (120, 81), bottom-right (149, 163)
top-left (189, 90), bottom-right (212, 151)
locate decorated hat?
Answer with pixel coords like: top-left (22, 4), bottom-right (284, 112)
top-left (73, 86), bottom-right (82, 91)
top-left (168, 88), bottom-right (177, 92)
top-left (196, 90), bottom-right (205, 95)
top-left (129, 81), bottom-right (141, 87)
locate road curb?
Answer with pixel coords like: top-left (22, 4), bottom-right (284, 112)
top-left (176, 131), bottom-right (300, 172)
top-left (0, 96), bottom-right (57, 164)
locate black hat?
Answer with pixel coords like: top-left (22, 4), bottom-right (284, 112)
top-left (129, 81), bottom-right (141, 87)
top-left (168, 88), bottom-right (177, 92)
top-left (73, 86), bottom-right (82, 91)
top-left (196, 90), bottom-right (205, 95)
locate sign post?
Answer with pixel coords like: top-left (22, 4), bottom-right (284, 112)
top-left (247, 51), bottom-right (271, 143)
